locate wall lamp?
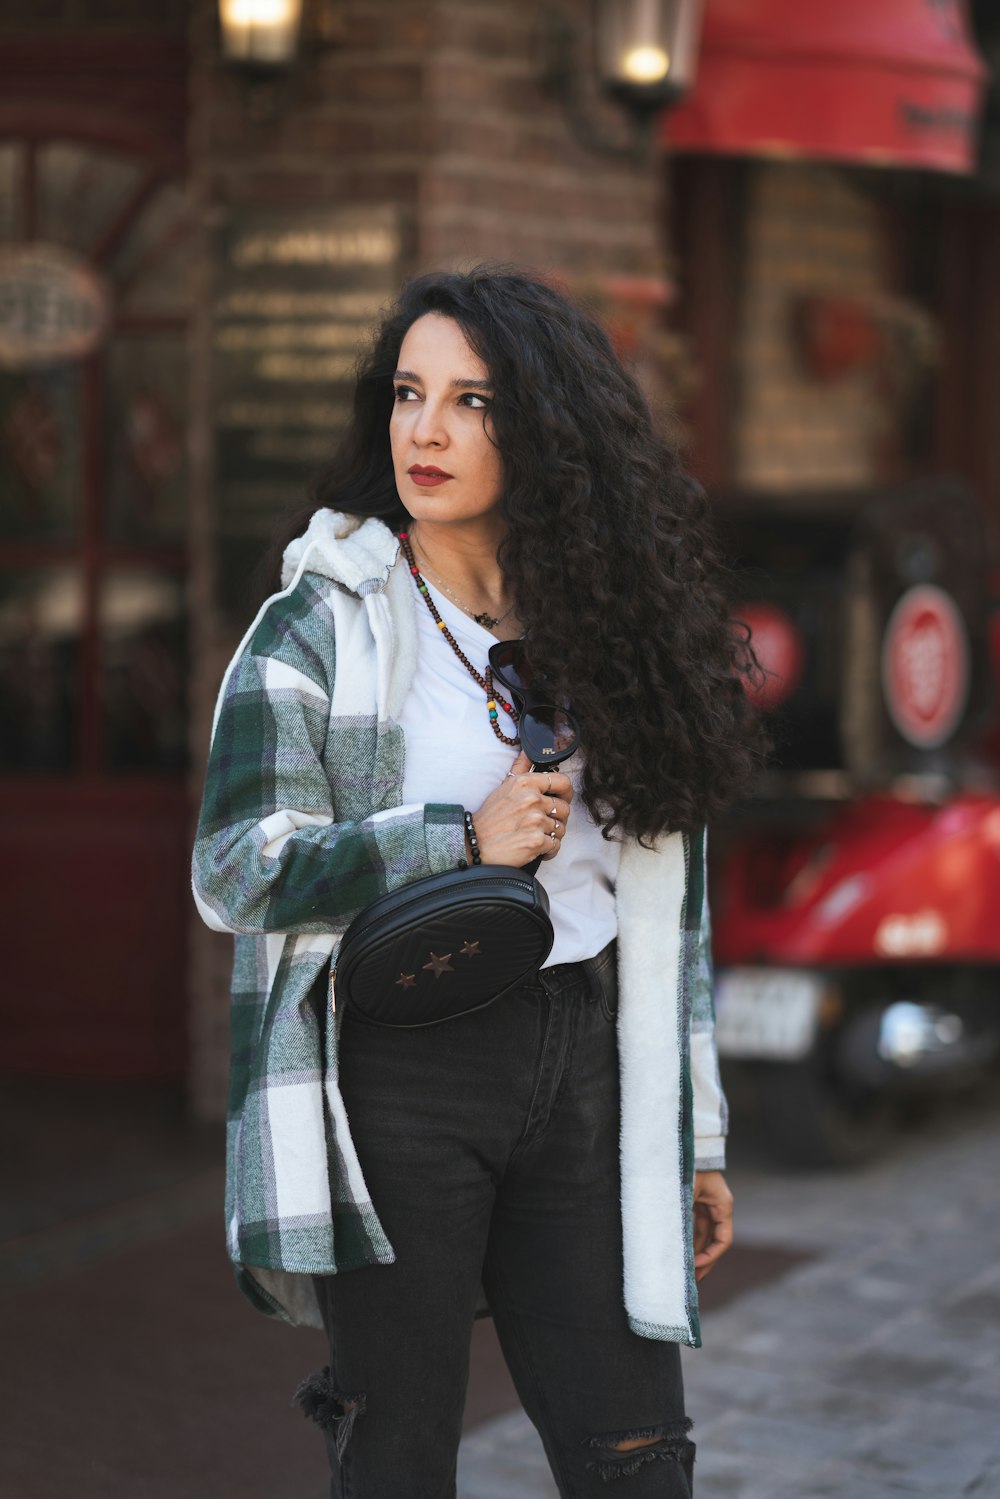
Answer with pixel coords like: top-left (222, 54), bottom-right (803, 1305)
top-left (544, 0), bottom-right (704, 159)
top-left (218, 0), bottom-right (343, 117)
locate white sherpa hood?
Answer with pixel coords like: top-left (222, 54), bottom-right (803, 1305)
top-left (280, 509), bottom-right (399, 595)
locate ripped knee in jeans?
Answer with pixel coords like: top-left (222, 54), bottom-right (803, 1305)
top-left (584, 1418), bottom-right (695, 1482)
top-left (293, 1365), bottom-right (367, 1462)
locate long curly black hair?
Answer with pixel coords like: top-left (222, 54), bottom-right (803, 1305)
top-left (259, 265), bottom-right (767, 843)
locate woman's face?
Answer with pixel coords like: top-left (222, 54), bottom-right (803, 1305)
top-left (390, 313), bottom-right (502, 527)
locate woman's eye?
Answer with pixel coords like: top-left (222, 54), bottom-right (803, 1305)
top-left (393, 385), bottom-right (490, 408)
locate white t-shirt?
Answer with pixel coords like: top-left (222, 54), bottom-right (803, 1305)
top-left (398, 576), bottom-right (620, 967)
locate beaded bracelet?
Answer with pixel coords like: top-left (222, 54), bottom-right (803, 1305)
top-left (463, 809), bottom-right (482, 867)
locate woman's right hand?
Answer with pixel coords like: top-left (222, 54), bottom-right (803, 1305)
top-left (472, 750), bottom-right (573, 864)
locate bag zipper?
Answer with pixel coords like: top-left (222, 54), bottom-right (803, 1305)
top-left (342, 876), bottom-right (538, 952)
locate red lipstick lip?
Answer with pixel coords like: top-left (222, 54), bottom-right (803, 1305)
top-left (408, 465), bottom-right (452, 478)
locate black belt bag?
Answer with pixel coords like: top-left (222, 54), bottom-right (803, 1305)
top-left (332, 861), bottom-right (554, 1027)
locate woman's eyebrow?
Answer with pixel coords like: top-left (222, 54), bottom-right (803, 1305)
top-left (393, 369), bottom-right (493, 391)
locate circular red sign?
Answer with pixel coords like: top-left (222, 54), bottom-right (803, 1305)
top-left (738, 602), bottom-right (805, 709)
top-left (881, 585), bottom-right (969, 748)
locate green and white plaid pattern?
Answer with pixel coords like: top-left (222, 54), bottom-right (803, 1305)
top-left (192, 510), bottom-right (726, 1344)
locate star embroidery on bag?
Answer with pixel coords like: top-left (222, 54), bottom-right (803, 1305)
top-left (422, 951), bottom-right (454, 979)
top-left (395, 972), bottom-right (417, 989)
top-left (459, 940), bottom-right (481, 958)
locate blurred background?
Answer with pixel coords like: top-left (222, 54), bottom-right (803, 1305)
top-left (1, 2), bottom-right (999, 1496)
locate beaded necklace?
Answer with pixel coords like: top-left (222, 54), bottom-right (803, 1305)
top-left (416, 564), bottom-right (516, 631)
top-left (399, 529), bottom-right (520, 747)
top-left (409, 541), bottom-right (517, 631)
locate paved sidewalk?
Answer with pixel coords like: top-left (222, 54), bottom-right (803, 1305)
top-left (457, 1090), bottom-right (1000, 1499)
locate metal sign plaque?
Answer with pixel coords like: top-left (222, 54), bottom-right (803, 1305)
top-left (0, 243), bottom-right (111, 369)
top-left (211, 204), bottom-right (403, 617)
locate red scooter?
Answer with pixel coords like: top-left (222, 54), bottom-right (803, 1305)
top-left (710, 480), bottom-right (999, 1164)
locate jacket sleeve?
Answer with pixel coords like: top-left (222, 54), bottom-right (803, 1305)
top-left (191, 592), bottom-right (466, 937)
top-left (690, 829), bottom-right (728, 1171)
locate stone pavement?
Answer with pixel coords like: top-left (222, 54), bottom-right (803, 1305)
top-left (3, 1080), bottom-right (997, 1497)
top-left (456, 1089), bottom-right (1000, 1499)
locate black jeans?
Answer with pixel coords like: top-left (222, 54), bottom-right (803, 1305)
top-left (301, 940), bottom-right (695, 1498)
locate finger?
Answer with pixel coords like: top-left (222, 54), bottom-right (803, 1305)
top-left (696, 1194), bottom-right (734, 1229)
top-left (535, 791), bottom-right (572, 820)
top-left (694, 1236), bottom-right (732, 1281)
top-left (530, 769), bottom-right (573, 797)
top-left (695, 1199), bottom-right (734, 1241)
top-left (538, 826), bottom-right (561, 855)
top-left (543, 774), bottom-right (573, 802)
top-left (706, 1212), bottom-right (734, 1254)
top-left (694, 1231), bottom-right (731, 1269)
top-left (693, 1215), bottom-right (734, 1281)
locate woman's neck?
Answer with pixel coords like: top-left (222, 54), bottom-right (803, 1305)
top-left (407, 517), bottom-right (508, 608)
top-left (406, 516), bottom-right (524, 639)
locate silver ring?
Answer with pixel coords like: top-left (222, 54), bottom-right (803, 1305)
top-left (545, 775), bottom-right (553, 794)
top-left (550, 803), bottom-right (558, 817)
top-left (549, 830), bottom-right (557, 841)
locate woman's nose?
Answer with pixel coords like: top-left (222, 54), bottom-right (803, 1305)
top-left (412, 400), bottom-right (447, 448)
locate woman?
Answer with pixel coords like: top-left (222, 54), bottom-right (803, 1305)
top-left (192, 267), bottom-right (765, 1498)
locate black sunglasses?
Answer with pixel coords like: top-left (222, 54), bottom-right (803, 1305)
top-left (487, 640), bottom-right (580, 769)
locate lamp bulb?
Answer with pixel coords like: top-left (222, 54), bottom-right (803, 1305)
top-left (621, 44), bottom-right (670, 83)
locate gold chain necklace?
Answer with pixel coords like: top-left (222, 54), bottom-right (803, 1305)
top-left (409, 537), bottom-right (516, 632)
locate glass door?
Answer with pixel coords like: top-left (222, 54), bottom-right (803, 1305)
top-left (0, 132), bottom-right (196, 1077)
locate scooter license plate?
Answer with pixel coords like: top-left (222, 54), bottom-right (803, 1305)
top-left (714, 968), bottom-right (823, 1060)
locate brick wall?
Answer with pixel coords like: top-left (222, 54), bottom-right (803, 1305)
top-left (731, 162), bottom-right (891, 493)
top-left (187, 0), bottom-right (663, 273)
top-left (419, 2), bottom-right (663, 275)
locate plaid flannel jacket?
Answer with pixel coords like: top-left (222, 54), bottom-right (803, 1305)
top-left (192, 509), bottom-right (727, 1347)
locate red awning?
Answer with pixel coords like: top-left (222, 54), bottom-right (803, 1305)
top-left (663, 0), bottom-right (989, 175)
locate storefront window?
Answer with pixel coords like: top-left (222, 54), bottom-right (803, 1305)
top-left (0, 365), bottom-right (81, 543)
top-left (1, 126), bottom-right (193, 785)
top-left (113, 180), bottom-right (197, 319)
top-left (0, 565), bottom-right (82, 772)
top-left (0, 144), bottom-right (20, 240)
top-left (105, 336), bottom-right (187, 546)
top-left (37, 142), bottom-right (143, 258)
top-left (98, 566), bottom-right (188, 773)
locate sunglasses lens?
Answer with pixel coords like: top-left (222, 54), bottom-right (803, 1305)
top-left (488, 641), bottom-right (580, 762)
top-left (490, 642), bottom-right (534, 693)
top-left (521, 704), bottom-right (578, 760)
